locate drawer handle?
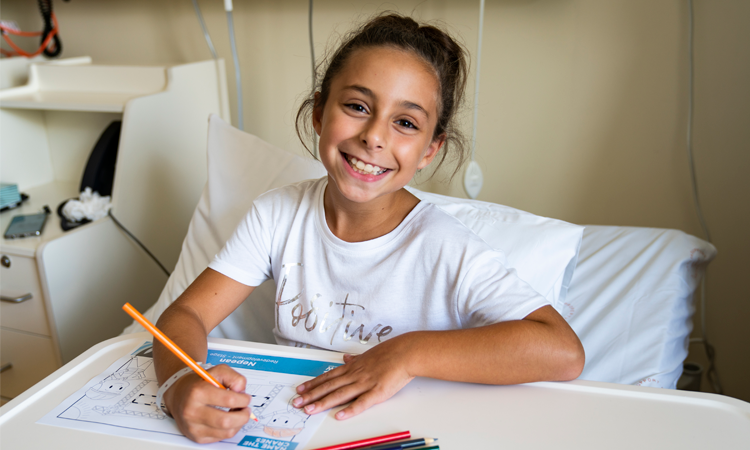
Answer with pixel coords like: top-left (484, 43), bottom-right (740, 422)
top-left (1, 293), bottom-right (32, 303)
top-left (0, 363), bottom-right (11, 373)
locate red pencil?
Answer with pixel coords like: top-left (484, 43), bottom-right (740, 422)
top-left (310, 431), bottom-right (412, 450)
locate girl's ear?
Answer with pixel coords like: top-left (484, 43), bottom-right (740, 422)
top-left (312, 92), bottom-right (323, 136)
top-left (418, 133), bottom-right (446, 170)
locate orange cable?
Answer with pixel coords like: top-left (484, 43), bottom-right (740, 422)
top-left (0, 12), bottom-right (58, 58)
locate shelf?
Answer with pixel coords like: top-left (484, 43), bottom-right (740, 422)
top-left (0, 63), bottom-right (166, 113)
top-left (0, 91), bottom-right (138, 113)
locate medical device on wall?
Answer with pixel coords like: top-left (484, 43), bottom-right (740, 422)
top-left (464, 0), bottom-right (486, 199)
top-left (0, 0), bottom-right (65, 58)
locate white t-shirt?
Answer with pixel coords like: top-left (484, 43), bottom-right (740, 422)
top-left (209, 177), bottom-right (549, 353)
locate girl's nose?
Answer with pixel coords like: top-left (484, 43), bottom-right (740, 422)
top-left (360, 117), bottom-right (387, 151)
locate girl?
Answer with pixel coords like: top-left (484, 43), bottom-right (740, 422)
top-left (154, 13), bottom-right (584, 444)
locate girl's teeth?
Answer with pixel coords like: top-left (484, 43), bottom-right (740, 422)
top-left (348, 156), bottom-right (385, 175)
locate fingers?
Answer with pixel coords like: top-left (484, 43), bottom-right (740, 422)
top-left (292, 341), bottom-right (415, 420)
top-left (166, 365), bottom-right (253, 444)
top-left (294, 371), bottom-right (361, 414)
top-left (295, 375), bottom-right (396, 420)
top-left (182, 403), bottom-right (250, 443)
top-left (333, 389), bottom-right (382, 420)
top-left (294, 362), bottom-right (352, 402)
top-left (292, 359), bottom-right (413, 420)
top-left (208, 365), bottom-right (250, 399)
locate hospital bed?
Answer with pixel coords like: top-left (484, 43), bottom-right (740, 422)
top-left (125, 114), bottom-right (716, 391)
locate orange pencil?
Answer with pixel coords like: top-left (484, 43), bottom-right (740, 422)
top-left (122, 302), bottom-right (258, 422)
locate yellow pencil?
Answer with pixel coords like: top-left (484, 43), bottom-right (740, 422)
top-left (122, 302), bottom-right (258, 422)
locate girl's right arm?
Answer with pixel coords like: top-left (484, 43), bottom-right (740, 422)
top-left (153, 268), bottom-right (255, 444)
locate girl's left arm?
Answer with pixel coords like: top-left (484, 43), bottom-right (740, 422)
top-left (293, 305), bottom-right (584, 420)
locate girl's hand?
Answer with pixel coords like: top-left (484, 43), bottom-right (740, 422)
top-left (163, 365), bottom-right (253, 444)
top-left (292, 336), bottom-right (415, 420)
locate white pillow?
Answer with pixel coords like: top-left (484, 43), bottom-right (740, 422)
top-left (405, 187), bottom-right (583, 309)
top-left (122, 115), bottom-right (326, 343)
top-left (124, 115), bottom-right (583, 341)
top-left (566, 226), bottom-right (716, 388)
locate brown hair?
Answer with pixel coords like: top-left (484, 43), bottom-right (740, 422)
top-left (295, 12), bottom-right (470, 180)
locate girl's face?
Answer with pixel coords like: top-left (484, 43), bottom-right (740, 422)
top-left (313, 46), bottom-right (445, 206)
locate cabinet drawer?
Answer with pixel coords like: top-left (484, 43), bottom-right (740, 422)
top-left (0, 253), bottom-right (51, 336)
top-left (0, 328), bottom-right (60, 398)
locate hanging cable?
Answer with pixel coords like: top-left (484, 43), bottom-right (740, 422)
top-left (463, 0), bottom-right (485, 199)
top-left (37, 0), bottom-right (61, 57)
top-left (309, 0), bottom-right (318, 158)
top-left (225, 0), bottom-right (244, 131)
top-left (0, 0), bottom-right (61, 58)
top-left (685, 0), bottom-right (722, 395)
top-left (109, 211), bottom-right (171, 278)
top-left (470, 0), bottom-right (485, 163)
top-left (191, 0), bottom-right (218, 59)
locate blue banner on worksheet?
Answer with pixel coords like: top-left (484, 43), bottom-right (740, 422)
top-left (238, 436), bottom-right (298, 449)
top-left (206, 350), bottom-right (341, 377)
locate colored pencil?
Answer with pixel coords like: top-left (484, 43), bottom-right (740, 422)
top-left (122, 302), bottom-right (258, 422)
top-left (310, 431), bottom-right (412, 450)
top-left (358, 437), bottom-right (438, 450)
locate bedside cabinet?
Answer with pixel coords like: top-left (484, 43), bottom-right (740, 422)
top-left (0, 182), bottom-right (77, 402)
top-left (0, 251), bottom-right (60, 401)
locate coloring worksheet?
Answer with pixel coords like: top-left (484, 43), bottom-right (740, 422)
top-left (38, 341), bottom-right (342, 449)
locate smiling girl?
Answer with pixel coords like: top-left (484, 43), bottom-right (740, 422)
top-left (153, 13), bottom-right (584, 444)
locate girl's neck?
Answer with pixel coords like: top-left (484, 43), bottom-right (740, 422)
top-left (323, 184), bottom-right (420, 243)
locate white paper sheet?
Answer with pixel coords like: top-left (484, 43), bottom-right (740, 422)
top-left (38, 341), bottom-right (342, 449)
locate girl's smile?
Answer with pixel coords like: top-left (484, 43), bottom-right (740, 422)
top-left (313, 46), bottom-right (445, 210)
top-left (341, 152), bottom-right (388, 178)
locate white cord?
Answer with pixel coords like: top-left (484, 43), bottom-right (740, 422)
top-left (463, 0), bottom-right (486, 199)
top-left (685, 0), bottom-right (722, 395)
top-left (470, 0), bottom-right (486, 162)
top-left (191, 0), bottom-right (217, 59)
top-left (225, 1), bottom-right (244, 131)
top-left (686, 1), bottom-right (710, 244)
top-left (309, 0), bottom-right (318, 159)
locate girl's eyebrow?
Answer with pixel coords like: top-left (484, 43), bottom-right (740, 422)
top-left (343, 84), bottom-right (429, 119)
top-left (399, 100), bottom-right (429, 119)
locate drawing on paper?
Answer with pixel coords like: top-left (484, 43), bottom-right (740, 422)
top-left (41, 341), bottom-right (341, 449)
top-left (59, 344), bottom-right (166, 421)
top-left (243, 384), bottom-right (310, 438)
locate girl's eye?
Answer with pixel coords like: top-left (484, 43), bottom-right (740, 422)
top-left (345, 103), bottom-right (367, 113)
top-left (396, 119), bottom-right (418, 130)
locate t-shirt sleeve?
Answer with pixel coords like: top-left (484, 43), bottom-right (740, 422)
top-left (208, 203), bottom-right (273, 286)
top-left (457, 252), bottom-right (551, 328)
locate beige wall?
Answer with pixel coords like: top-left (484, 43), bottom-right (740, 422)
top-left (2, 0), bottom-right (747, 401)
